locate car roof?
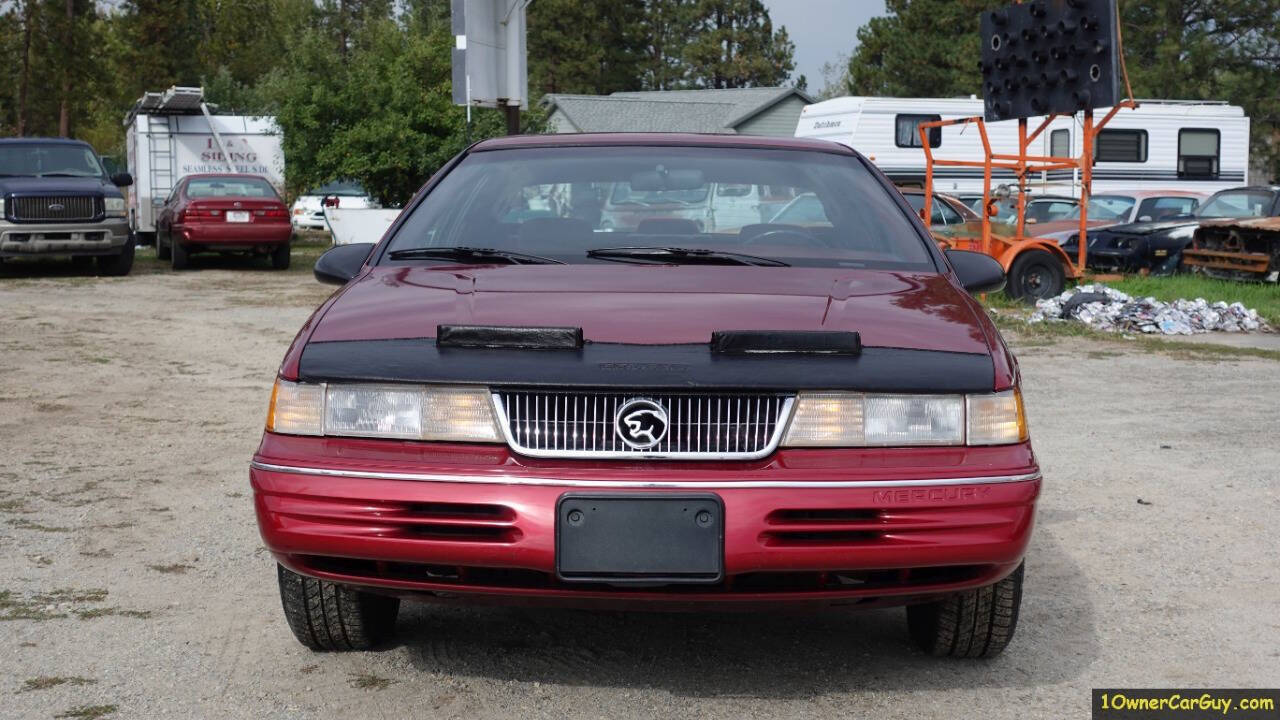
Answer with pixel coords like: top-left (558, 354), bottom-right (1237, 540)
top-left (0, 137), bottom-right (93, 147)
top-left (182, 173), bottom-right (270, 180)
top-left (470, 132), bottom-right (858, 156)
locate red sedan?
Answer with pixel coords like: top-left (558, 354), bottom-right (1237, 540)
top-left (156, 173), bottom-right (292, 270)
top-left (252, 133), bottom-right (1040, 658)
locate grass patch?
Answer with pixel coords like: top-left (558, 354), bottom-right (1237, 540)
top-left (55, 705), bottom-right (117, 719)
top-left (36, 589), bottom-right (108, 603)
top-left (19, 676), bottom-right (96, 693)
top-left (349, 672), bottom-right (394, 690)
top-left (73, 607), bottom-right (151, 620)
top-left (0, 590), bottom-right (67, 621)
top-left (9, 518), bottom-right (72, 533)
top-left (1096, 274), bottom-right (1280, 326)
top-left (146, 563), bottom-right (193, 575)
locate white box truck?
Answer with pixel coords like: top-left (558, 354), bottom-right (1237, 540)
top-left (125, 86), bottom-right (285, 243)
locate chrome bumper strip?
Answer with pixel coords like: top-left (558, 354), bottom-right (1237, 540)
top-left (250, 461), bottom-right (1040, 490)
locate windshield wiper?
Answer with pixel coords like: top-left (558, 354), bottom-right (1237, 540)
top-left (586, 246), bottom-right (789, 267)
top-left (386, 246), bottom-right (564, 265)
top-left (37, 172), bottom-right (92, 178)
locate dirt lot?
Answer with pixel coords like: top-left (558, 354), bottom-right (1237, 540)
top-left (2, 251), bottom-right (1278, 719)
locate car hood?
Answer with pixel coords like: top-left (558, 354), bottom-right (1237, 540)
top-left (309, 265), bottom-right (992, 354)
top-left (1029, 218), bottom-right (1113, 237)
top-left (1104, 217), bottom-right (1200, 236)
top-left (0, 175), bottom-right (119, 197)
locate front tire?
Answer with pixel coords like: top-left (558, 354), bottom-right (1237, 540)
top-left (1006, 250), bottom-right (1065, 302)
top-left (276, 564), bottom-right (400, 651)
top-left (270, 242), bottom-right (291, 270)
top-left (97, 242), bottom-right (135, 277)
top-left (907, 562), bottom-right (1023, 658)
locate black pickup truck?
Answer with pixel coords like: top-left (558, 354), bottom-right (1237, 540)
top-left (0, 137), bottom-right (135, 275)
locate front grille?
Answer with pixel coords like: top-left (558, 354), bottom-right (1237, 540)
top-left (493, 390), bottom-right (794, 459)
top-left (9, 195), bottom-right (101, 222)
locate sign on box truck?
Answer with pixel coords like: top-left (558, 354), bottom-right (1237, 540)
top-left (126, 112), bottom-right (284, 242)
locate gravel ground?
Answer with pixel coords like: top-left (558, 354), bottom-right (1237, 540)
top-left (1, 254), bottom-right (1277, 719)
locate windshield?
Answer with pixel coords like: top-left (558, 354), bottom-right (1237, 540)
top-left (382, 146), bottom-right (936, 270)
top-left (187, 177), bottom-right (278, 198)
top-left (1197, 190), bottom-right (1274, 219)
top-left (0, 143), bottom-right (106, 178)
top-left (1067, 195), bottom-right (1135, 221)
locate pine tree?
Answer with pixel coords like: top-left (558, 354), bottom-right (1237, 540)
top-left (682, 0), bottom-right (795, 89)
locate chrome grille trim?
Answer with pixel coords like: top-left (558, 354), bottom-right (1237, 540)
top-left (10, 195), bottom-right (101, 222)
top-left (491, 391), bottom-right (796, 460)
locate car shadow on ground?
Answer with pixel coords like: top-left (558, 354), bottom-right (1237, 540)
top-left (395, 532), bottom-right (1095, 698)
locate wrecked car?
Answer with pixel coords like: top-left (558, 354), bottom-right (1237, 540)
top-left (1060, 186), bottom-right (1279, 274)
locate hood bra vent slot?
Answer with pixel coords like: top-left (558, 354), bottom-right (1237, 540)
top-left (711, 330), bottom-right (861, 355)
top-left (437, 325), bottom-right (584, 350)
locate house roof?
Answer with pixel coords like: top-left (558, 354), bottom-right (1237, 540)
top-left (543, 87), bottom-right (814, 134)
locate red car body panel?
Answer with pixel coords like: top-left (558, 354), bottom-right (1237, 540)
top-left (253, 133), bottom-right (1038, 610)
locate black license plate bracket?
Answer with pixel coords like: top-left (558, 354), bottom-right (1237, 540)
top-left (555, 493), bottom-right (723, 584)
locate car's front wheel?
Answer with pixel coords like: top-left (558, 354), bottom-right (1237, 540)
top-left (906, 562), bottom-right (1023, 658)
top-left (276, 564), bottom-right (399, 651)
top-left (97, 242), bottom-right (135, 277)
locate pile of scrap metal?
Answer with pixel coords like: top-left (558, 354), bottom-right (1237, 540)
top-left (1030, 284), bottom-right (1272, 335)
top-left (1183, 217), bottom-right (1280, 282)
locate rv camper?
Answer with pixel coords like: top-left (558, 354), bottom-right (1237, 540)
top-left (795, 96), bottom-right (1249, 197)
top-left (124, 86), bottom-right (285, 244)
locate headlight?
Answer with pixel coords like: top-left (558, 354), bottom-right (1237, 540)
top-left (1165, 224), bottom-right (1197, 240)
top-left (782, 389), bottom-right (1026, 447)
top-left (104, 197), bottom-right (126, 217)
top-left (0, 197), bottom-right (6, 217)
top-left (265, 378), bottom-right (501, 442)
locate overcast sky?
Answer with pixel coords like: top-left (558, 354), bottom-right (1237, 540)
top-left (762, 0), bottom-right (887, 93)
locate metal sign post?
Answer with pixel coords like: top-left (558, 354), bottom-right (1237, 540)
top-left (451, 0), bottom-right (530, 136)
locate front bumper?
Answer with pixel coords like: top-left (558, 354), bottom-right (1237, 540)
top-left (0, 218), bottom-right (130, 257)
top-left (252, 434), bottom-right (1040, 609)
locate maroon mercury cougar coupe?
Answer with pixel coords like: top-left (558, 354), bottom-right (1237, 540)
top-left (252, 133), bottom-right (1040, 658)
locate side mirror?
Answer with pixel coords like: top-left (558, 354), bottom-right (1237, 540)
top-left (314, 242), bottom-right (374, 285)
top-left (111, 172), bottom-right (134, 187)
top-left (1025, 217), bottom-right (1038, 225)
top-left (945, 249), bottom-right (1006, 294)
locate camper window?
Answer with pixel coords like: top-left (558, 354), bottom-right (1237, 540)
top-left (1095, 130), bottom-right (1148, 163)
top-left (895, 115), bottom-right (942, 149)
top-left (1050, 129), bottom-right (1070, 158)
top-left (1178, 129), bottom-right (1220, 179)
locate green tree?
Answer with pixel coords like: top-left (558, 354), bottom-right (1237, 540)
top-left (846, 0), bottom-right (1000, 98)
top-left (528, 0), bottom-right (646, 95)
top-left (636, 0), bottom-right (697, 90)
top-left (259, 18), bottom-right (540, 205)
top-left (683, 0), bottom-right (795, 88)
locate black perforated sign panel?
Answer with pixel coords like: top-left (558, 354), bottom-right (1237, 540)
top-left (980, 0), bottom-right (1121, 122)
